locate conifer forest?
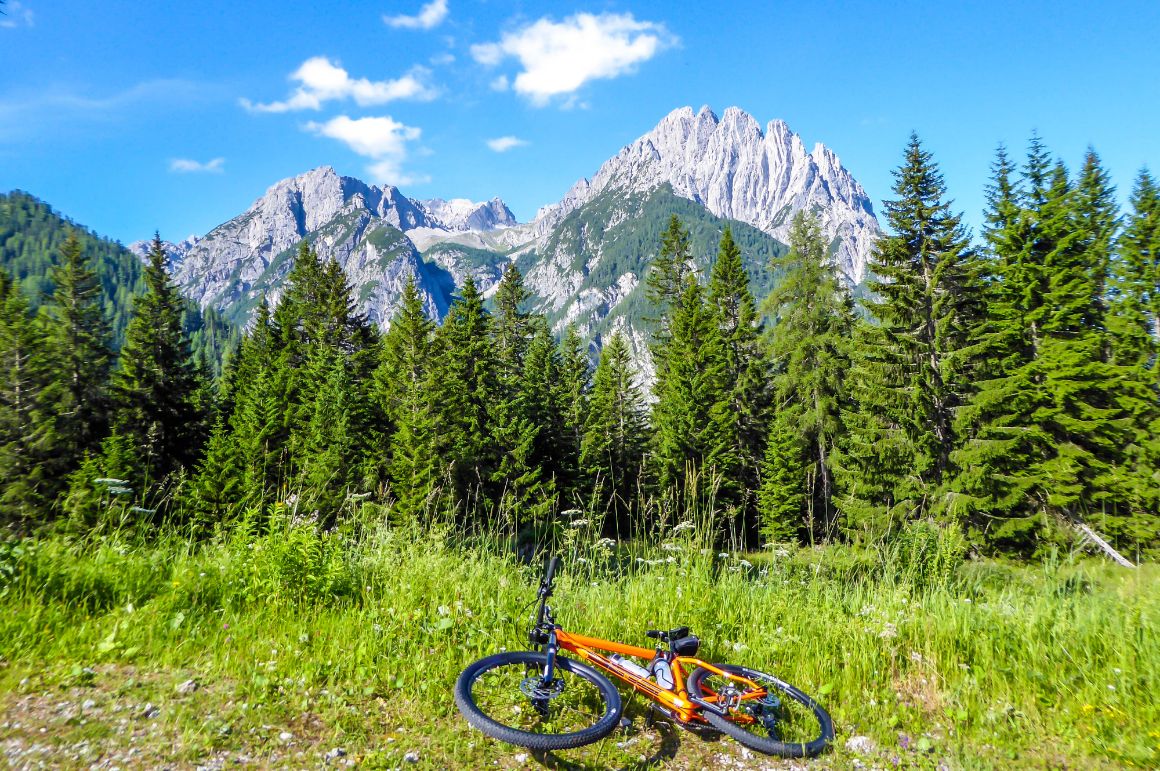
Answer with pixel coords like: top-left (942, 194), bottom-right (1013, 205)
top-left (1, 137), bottom-right (1157, 768)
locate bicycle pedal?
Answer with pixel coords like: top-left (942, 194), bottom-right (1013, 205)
top-left (619, 717), bottom-right (633, 730)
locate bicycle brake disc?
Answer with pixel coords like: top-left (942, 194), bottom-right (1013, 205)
top-left (520, 676), bottom-right (565, 700)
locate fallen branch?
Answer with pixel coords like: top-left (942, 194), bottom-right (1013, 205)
top-left (1073, 521), bottom-right (1136, 568)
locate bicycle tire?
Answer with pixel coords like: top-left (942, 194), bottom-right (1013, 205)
top-left (455, 650), bottom-right (623, 751)
top-left (687, 663), bottom-right (834, 758)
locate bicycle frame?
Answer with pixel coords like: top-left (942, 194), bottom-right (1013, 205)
top-left (526, 556), bottom-right (766, 726)
top-left (546, 627), bottom-right (766, 725)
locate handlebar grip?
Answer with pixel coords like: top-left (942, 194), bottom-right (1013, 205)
top-left (646, 630), bottom-right (661, 639)
top-left (543, 555), bottom-right (561, 588)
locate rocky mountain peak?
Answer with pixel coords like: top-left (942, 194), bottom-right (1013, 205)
top-left (419, 197), bottom-right (517, 232)
top-left (533, 105), bottom-right (880, 283)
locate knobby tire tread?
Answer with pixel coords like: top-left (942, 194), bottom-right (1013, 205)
top-left (455, 651), bottom-right (623, 751)
top-left (687, 663), bottom-right (834, 758)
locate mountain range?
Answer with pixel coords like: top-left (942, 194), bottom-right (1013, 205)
top-left (131, 105), bottom-right (881, 368)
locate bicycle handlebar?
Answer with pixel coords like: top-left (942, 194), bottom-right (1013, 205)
top-left (542, 555), bottom-right (561, 593)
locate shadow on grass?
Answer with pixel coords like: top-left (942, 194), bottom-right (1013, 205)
top-left (530, 701), bottom-right (726, 771)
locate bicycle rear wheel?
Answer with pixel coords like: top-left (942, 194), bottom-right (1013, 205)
top-left (455, 651), bottom-right (623, 751)
top-left (687, 663), bottom-right (833, 758)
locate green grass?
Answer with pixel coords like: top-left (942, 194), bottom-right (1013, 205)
top-left (0, 514), bottom-right (1156, 769)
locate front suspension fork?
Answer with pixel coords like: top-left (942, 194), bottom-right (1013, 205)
top-left (541, 628), bottom-right (559, 682)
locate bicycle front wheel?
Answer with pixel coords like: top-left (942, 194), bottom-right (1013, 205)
top-left (687, 663), bottom-right (834, 758)
top-left (455, 651), bottom-right (623, 751)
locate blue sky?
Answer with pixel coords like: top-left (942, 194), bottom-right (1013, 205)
top-left (2, 0), bottom-right (1158, 245)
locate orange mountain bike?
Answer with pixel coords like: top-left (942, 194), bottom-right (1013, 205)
top-left (455, 556), bottom-right (834, 758)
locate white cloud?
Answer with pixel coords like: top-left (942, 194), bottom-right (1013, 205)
top-left (241, 57), bottom-right (435, 113)
top-left (489, 75), bottom-right (509, 92)
top-left (384, 0), bottom-right (448, 30)
top-left (305, 115), bottom-right (426, 186)
top-left (470, 12), bottom-right (675, 106)
top-left (169, 157), bottom-right (225, 173)
top-left (486, 136), bottom-right (526, 153)
top-left (0, 2), bottom-right (35, 29)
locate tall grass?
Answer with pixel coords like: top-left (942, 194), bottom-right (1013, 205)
top-left (0, 509), bottom-right (1155, 768)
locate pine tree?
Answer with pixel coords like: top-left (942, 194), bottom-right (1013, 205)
top-left (40, 231), bottom-right (113, 480)
top-left (707, 226), bottom-right (768, 517)
top-left (837, 135), bottom-right (979, 534)
top-left (761, 212), bottom-right (854, 541)
top-left (0, 275), bottom-right (52, 523)
top-left (377, 276), bottom-right (440, 523)
top-left (580, 332), bottom-right (646, 527)
top-left (111, 234), bottom-right (207, 488)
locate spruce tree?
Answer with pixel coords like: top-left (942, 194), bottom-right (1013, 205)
top-left (433, 276), bottom-right (496, 518)
top-left (646, 215), bottom-right (693, 377)
top-left (111, 234), bottom-right (206, 487)
top-left (1107, 170), bottom-right (1160, 538)
top-left (761, 212), bottom-right (854, 541)
top-left (757, 409), bottom-right (806, 544)
top-left (377, 276), bottom-right (440, 523)
top-left (186, 415), bottom-right (242, 528)
top-left (556, 324), bottom-right (592, 500)
top-left (954, 143), bottom-right (1157, 551)
top-left (222, 300), bottom-right (285, 509)
top-left (837, 135), bottom-right (979, 534)
top-left (580, 331), bottom-right (646, 528)
top-left (487, 264), bottom-right (545, 522)
top-left (0, 275), bottom-right (52, 522)
top-left (295, 351), bottom-right (358, 520)
top-left (40, 231), bottom-right (113, 478)
top-left (707, 226), bottom-right (768, 518)
top-left (1110, 169), bottom-right (1159, 370)
top-left (521, 317), bottom-right (568, 498)
top-left (650, 273), bottom-right (732, 500)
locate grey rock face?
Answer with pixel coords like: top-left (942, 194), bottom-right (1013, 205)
top-left (418, 197), bottom-right (517, 232)
top-left (145, 106), bottom-right (879, 342)
top-left (532, 105), bottom-right (880, 284)
top-left (134, 166), bottom-right (498, 326)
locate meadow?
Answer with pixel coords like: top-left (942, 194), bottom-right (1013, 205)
top-left (0, 508), bottom-right (1155, 770)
